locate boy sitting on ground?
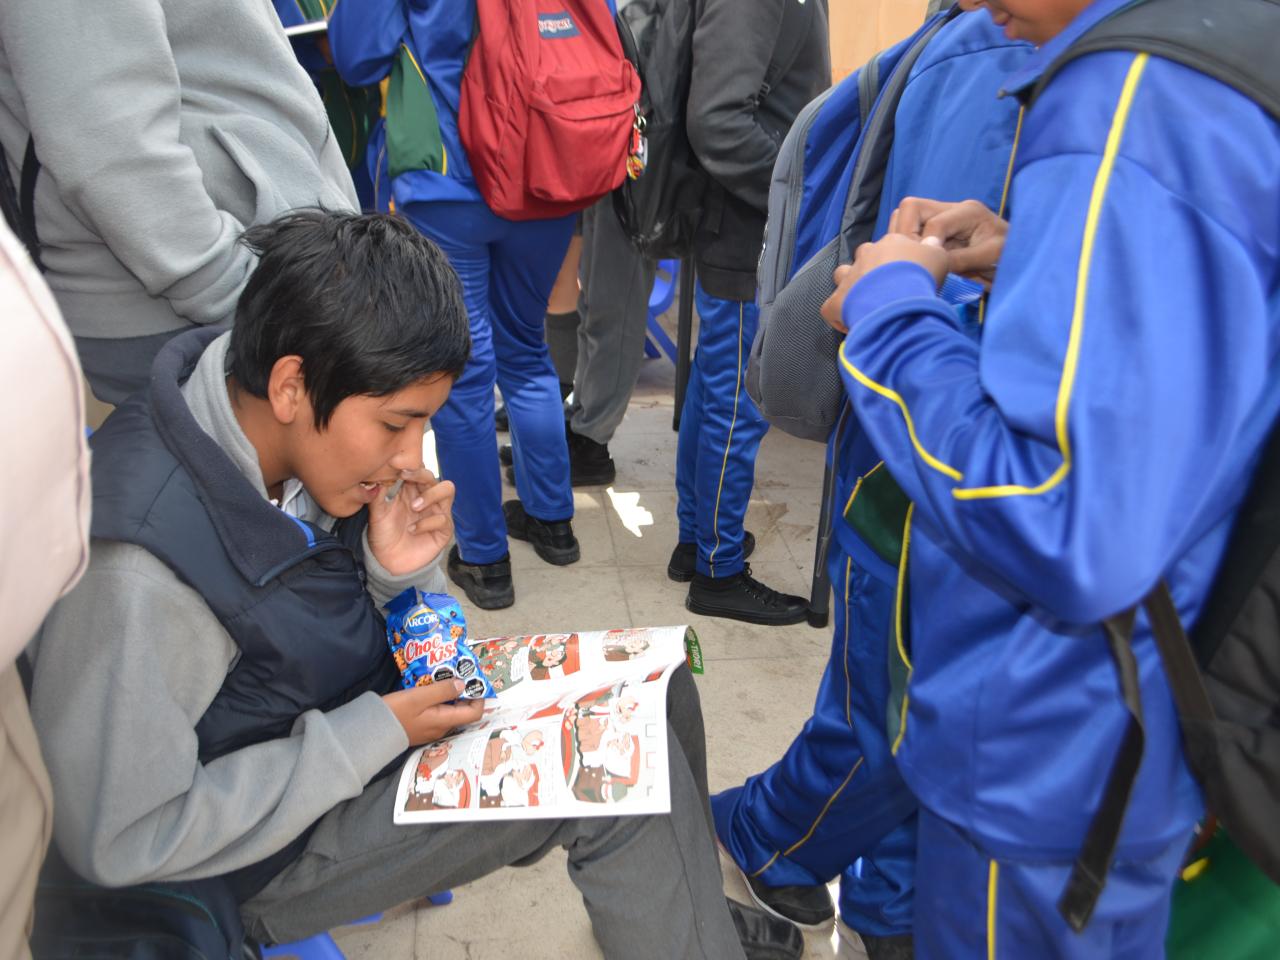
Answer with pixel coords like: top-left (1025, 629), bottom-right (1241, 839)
top-left (28, 210), bottom-right (799, 959)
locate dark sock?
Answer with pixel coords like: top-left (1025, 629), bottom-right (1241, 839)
top-left (543, 309), bottom-right (580, 386)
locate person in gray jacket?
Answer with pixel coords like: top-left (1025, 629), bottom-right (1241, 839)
top-left (29, 210), bottom-right (803, 959)
top-left (0, 0), bottom-right (357, 404)
top-left (670, 0), bottom-right (829, 625)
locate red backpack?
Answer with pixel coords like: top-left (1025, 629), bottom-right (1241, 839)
top-left (459, 0), bottom-right (641, 221)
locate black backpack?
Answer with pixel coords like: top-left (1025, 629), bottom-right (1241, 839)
top-left (611, 0), bottom-right (706, 258)
top-left (1022, 0), bottom-right (1280, 932)
top-left (30, 848), bottom-right (255, 960)
top-left (611, 0), bottom-right (812, 259)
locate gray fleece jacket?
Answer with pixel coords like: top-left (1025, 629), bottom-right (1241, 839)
top-left (30, 334), bottom-right (444, 887)
top-left (0, 0), bottom-right (357, 341)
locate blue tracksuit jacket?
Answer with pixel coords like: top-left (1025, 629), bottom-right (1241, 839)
top-left (329, 0), bottom-right (481, 207)
top-left (716, 13), bottom-right (1029, 937)
top-left (838, 0), bottom-right (1280, 861)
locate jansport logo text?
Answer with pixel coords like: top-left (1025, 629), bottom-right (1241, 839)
top-left (538, 12), bottom-right (580, 38)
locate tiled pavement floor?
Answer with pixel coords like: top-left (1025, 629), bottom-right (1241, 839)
top-left (327, 347), bottom-right (869, 959)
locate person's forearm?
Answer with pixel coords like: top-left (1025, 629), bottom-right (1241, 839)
top-left (329, 0), bottom-right (407, 86)
top-left (839, 161), bottom-right (1270, 623)
top-left (362, 530), bottom-right (448, 607)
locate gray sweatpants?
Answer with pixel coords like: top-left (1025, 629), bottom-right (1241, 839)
top-left (241, 668), bottom-right (744, 959)
top-left (544, 199), bottom-right (656, 446)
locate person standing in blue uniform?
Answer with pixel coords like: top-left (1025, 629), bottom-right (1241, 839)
top-left (330, 0), bottom-right (581, 611)
top-left (821, 0), bottom-right (1280, 955)
top-left (671, 0), bottom-right (830, 625)
top-left (272, 0), bottom-right (382, 210)
top-left (714, 14), bottom-right (1030, 959)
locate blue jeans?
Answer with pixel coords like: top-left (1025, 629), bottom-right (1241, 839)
top-left (403, 201), bottom-right (576, 564)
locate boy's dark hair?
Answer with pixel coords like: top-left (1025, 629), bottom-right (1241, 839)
top-left (230, 209), bottom-right (470, 428)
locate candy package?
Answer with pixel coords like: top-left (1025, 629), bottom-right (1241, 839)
top-left (384, 588), bottom-right (495, 699)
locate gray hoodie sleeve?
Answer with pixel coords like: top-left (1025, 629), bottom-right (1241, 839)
top-left (362, 532), bottom-right (450, 609)
top-left (0, 0), bottom-right (255, 327)
top-left (30, 541), bottom-right (409, 887)
top-left (686, 0), bottom-right (789, 213)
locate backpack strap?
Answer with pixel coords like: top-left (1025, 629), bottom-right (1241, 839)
top-left (1058, 604), bottom-right (1146, 931)
top-left (757, 0), bottom-right (817, 106)
top-left (0, 137), bottom-right (45, 272)
top-left (1025, 0), bottom-right (1280, 121)
top-left (836, 3), bottom-right (961, 262)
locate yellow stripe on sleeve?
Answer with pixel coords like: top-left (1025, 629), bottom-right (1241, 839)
top-left (954, 54), bottom-right (1149, 502)
top-left (842, 58), bottom-right (1149, 502)
top-left (838, 340), bottom-right (964, 482)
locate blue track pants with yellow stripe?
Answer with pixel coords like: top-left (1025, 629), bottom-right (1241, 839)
top-left (676, 283), bottom-right (767, 577)
top-left (712, 525), bottom-right (917, 937)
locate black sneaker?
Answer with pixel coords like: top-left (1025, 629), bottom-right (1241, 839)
top-left (667, 531), bottom-right (756, 583)
top-left (838, 921), bottom-right (915, 960)
top-left (743, 872), bottom-right (834, 930)
top-left (501, 431), bottom-right (616, 487)
top-left (687, 565), bottom-right (808, 626)
top-left (860, 934), bottom-right (915, 960)
top-left (497, 396), bottom-right (572, 435)
top-left (726, 898), bottom-right (804, 960)
top-left (446, 545), bottom-right (514, 610)
top-left (567, 430), bottom-right (616, 486)
top-left (503, 499), bottom-right (580, 566)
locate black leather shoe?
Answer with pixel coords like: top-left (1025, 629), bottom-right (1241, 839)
top-left (567, 430), bottom-right (615, 486)
top-left (446, 545), bottom-right (514, 610)
top-left (743, 871), bottom-right (834, 930)
top-left (687, 565), bottom-right (808, 626)
top-left (496, 396), bottom-right (572, 435)
top-left (667, 531), bottom-right (756, 583)
top-left (861, 933), bottom-right (915, 960)
top-left (503, 499), bottom-right (580, 565)
top-left (502, 431), bottom-right (614, 487)
top-left (726, 898), bottom-right (804, 960)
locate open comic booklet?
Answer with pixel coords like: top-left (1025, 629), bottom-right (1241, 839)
top-left (392, 625), bottom-right (704, 825)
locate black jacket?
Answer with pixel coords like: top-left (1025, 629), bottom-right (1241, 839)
top-left (687, 0), bottom-right (830, 301)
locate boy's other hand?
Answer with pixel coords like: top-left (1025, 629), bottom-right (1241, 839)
top-left (820, 234), bottom-right (949, 333)
top-left (890, 197), bottom-right (1008, 287)
top-left (367, 468), bottom-right (456, 576)
top-left (383, 680), bottom-right (485, 746)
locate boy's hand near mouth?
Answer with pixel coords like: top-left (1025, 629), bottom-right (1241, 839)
top-left (367, 468), bottom-right (456, 576)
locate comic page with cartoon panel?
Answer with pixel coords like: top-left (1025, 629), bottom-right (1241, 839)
top-left (391, 626), bottom-right (702, 824)
top-left (465, 626), bottom-right (698, 708)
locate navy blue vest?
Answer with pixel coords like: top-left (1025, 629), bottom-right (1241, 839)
top-left (89, 328), bottom-right (400, 899)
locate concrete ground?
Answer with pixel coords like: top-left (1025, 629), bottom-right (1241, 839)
top-left (326, 348), bottom-right (869, 959)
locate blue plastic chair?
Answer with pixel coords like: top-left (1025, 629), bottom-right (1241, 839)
top-left (644, 259), bottom-right (680, 362)
top-left (262, 892), bottom-right (453, 959)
